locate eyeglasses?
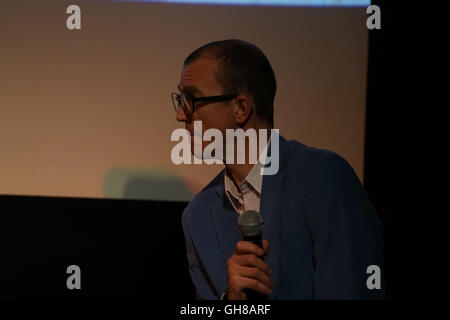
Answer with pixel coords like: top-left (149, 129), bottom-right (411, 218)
top-left (171, 92), bottom-right (238, 116)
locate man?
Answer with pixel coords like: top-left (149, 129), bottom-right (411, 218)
top-left (174, 39), bottom-right (384, 300)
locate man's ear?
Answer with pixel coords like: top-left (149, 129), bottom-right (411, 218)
top-left (234, 94), bottom-right (253, 126)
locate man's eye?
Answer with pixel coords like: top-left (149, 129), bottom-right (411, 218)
top-left (183, 95), bottom-right (193, 105)
top-left (186, 95), bottom-right (197, 103)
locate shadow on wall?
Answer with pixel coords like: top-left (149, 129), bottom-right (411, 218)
top-left (103, 167), bottom-right (194, 202)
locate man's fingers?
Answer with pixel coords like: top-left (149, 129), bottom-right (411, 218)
top-left (238, 265), bottom-right (274, 289)
top-left (262, 240), bottom-right (270, 256)
top-left (240, 276), bottom-right (273, 296)
top-left (227, 240), bottom-right (275, 300)
top-left (232, 254), bottom-right (272, 276)
top-left (235, 240), bottom-right (264, 256)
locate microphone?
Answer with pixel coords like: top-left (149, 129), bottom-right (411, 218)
top-left (238, 210), bottom-right (268, 300)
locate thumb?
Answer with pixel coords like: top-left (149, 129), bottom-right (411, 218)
top-left (262, 240), bottom-right (270, 256)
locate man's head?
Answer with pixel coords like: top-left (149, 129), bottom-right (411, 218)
top-left (174, 39), bottom-right (276, 160)
top-left (176, 39), bottom-right (276, 132)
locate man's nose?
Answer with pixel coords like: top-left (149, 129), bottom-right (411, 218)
top-left (176, 106), bottom-right (188, 122)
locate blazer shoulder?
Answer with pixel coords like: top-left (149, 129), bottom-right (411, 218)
top-left (182, 169), bottom-right (225, 224)
top-left (285, 139), bottom-right (353, 179)
top-left (286, 140), bottom-right (365, 204)
top-left (287, 139), bottom-right (344, 163)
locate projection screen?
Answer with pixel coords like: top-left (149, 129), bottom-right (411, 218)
top-left (0, 0), bottom-right (370, 201)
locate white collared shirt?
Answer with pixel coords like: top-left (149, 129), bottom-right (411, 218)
top-left (224, 139), bottom-right (270, 215)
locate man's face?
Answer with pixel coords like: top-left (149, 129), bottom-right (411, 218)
top-left (176, 57), bottom-right (236, 154)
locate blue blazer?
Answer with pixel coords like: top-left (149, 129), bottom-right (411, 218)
top-left (182, 135), bottom-right (384, 299)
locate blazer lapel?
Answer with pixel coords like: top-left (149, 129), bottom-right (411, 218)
top-left (260, 133), bottom-right (289, 299)
top-left (208, 133), bottom-right (289, 300)
top-left (210, 190), bottom-right (242, 264)
top-left (209, 176), bottom-right (243, 293)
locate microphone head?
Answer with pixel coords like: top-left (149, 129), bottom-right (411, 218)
top-left (238, 210), bottom-right (264, 238)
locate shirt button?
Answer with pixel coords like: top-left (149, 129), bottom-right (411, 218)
top-left (240, 182), bottom-right (249, 194)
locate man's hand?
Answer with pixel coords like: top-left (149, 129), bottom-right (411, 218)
top-left (226, 240), bottom-right (274, 300)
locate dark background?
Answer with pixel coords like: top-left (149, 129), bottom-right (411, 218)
top-left (0, 1), bottom-right (445, 300)
top-left (0, 195), bottom-right (195, 299)
top-left (364, 0), bottom-right (445, 299)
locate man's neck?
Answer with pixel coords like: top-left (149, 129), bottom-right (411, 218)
top-left (225, 162), bottom-right (255, 186)
top-left (224, 126), bottom-right (271, 186)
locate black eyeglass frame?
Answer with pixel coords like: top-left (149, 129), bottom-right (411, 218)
top-left (171, 92), bottom-right (238, 115)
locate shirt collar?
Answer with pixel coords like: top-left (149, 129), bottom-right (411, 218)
top-left (224, 137), bottom-right (271, 197)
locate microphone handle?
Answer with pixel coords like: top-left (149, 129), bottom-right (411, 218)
top-left (243, 235), bottom-right (269, 300)
top-left (243, 235), bottom-right (263, 251)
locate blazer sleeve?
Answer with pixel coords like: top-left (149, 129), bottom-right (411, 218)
top-left (301, 151), bottom-right (385, 299)
top-left (182, 209), bottom-right (219, 300)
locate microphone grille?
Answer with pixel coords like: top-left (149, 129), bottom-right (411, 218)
top-left (238, 210), bottom-right (264, 238)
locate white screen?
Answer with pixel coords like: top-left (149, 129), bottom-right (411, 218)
top-left (0, 0), bottom-right (370, 201)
